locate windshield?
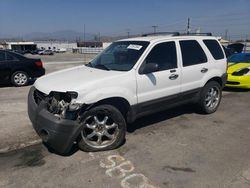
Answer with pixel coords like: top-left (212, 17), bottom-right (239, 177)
top-left (86, 41), bottom-right (149, 71)
top-left (228, 53), bottom-right (250, 63)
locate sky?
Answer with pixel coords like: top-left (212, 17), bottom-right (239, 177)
top-left (0, 0), bottom-right (250, 40)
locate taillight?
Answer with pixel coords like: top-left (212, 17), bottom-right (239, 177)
top-left (35, 61), bottom-right (43, 67)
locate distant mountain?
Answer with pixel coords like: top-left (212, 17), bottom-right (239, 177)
top-left (0, 30), bottom-right (135, 43)
top-left (22, 30), bottom-right (95, 41)
top-left (0, 33), bottom-right (14, 39)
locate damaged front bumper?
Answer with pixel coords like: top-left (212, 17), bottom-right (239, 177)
top-left (27, 86), bottom-right (83, 154)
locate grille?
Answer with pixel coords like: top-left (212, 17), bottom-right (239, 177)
top-left (34, 89), bottom-right (47, 104)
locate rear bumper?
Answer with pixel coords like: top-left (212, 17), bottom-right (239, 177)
top-left (28, 87), bottom-right (82, 154)
top-left (30, 68), bottom-right (45, 78)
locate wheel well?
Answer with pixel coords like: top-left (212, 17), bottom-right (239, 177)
top-left (93, 97), bottom-right (131, 118)
top-left (205, 77), bottom-right (222, 86)
top-left (11, 70), bottom-right (29, 78)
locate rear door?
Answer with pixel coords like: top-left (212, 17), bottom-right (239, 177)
top-left (179, 40), bottom-right (209, 94)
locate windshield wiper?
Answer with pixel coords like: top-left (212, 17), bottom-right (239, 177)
top-left (85, 62), bottom-right (93, 67)
top-left (85, 62), bottom-right (110, 71)
top-left (93, 64), bottom-right (110, 71)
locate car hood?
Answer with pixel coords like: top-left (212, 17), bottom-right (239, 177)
top-left (227, 62), bottom-right (250, 74)
top-left (34, 65), bottom-right (125, 94)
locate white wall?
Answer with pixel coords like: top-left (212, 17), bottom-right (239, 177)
top-left (36, 42), bottom-right (77, 50)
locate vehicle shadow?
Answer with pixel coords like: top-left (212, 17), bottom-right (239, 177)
top-left (0, 83), bottom-right (12, 88)
top-left (44, 138), bottom-right (127, 157)
top-left (0, 81), bottom-right (35, 88)
top-left (223, 87), bottom-right (250, 92)
top-left (43, 142), bottom-right (80, 156)
top-left (127, 103), bottom-right (196, 133)
top-left (45, 103), bottom-right (197, 156)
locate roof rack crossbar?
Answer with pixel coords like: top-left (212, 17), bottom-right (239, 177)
top-left (181, 33), bottom-right (213, 36)
top-left (141, 32), bottom-right (213, 37)
top-left (141, 32), bottom-right (180, 37)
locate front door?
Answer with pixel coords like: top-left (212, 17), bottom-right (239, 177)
top-left (136, 41), bottom-right (181, 113)
top-left (0, 51), bottom-right (10, 83)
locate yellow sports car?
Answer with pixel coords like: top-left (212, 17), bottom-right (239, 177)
top-left (226, 53), bottom-right (250, 89)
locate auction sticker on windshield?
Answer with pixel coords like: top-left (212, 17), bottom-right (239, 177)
top-left (127, 44), bottom-right (143, 50)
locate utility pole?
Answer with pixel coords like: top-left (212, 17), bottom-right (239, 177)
top-left (83, 24), bottom-right (86, 42)
top-left (83, 24), bottom-right (86, 62)
top-left (126, 29), bottom-right (130, 38)
top-left (244, 34), bottom-right (248, 52)
top-left (225, 29), bottom-right (228, 40)
top-left (187, 18), bottom-right (190, 34)
top-left (152, 25), bottom-right (158, 34)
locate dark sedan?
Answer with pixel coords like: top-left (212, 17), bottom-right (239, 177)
top-left (0, 50), bottom-right (45, 86)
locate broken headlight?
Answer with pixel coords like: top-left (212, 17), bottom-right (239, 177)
top-left (47, 91), bottom-right (82, 119)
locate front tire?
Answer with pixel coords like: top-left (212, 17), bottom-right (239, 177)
top-left (78, 105), bottom-right (126, 152)
top-left (198, 81), bottom-right (222, 114)
top-left (11, 71), bottom-right (29, 87)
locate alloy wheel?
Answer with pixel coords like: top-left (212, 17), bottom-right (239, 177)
top-left (81, 114), bottom-right (119, 148)
top-left (205, 86), bottom-right (220, 110)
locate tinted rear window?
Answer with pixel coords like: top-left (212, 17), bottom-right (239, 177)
top-left (180, 40), bottom-right (207, 67)
top-left (203, 40), bottom-right (225, 60)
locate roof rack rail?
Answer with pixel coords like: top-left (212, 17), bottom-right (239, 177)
top-left (141, 32), bottom-right (180, 37)
top-left (181, 33), bottom-right (213, 36)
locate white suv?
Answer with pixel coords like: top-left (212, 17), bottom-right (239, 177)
top-left (28, 33), bottom-right (227, 153)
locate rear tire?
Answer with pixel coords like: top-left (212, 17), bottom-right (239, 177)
top-left (11, 71), bottom-right (29, 87)
top-left (78, 104), bottom-right (126, 152)
top-left (198, 81), bottom-right (222, 114)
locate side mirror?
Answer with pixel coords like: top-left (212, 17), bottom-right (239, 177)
top-left (141, 63), bottom-right (159, 74)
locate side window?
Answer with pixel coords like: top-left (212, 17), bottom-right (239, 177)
top-left (180, 40), bottom-right (207, 67)
top-left (203, 40), bottom-right (225, 60)
top-left (6, 53), bottom-right (16, 61)
top-left (145, 42), bottom-right (177, 72)
top-left (0, 51), bottom-right (5, 62)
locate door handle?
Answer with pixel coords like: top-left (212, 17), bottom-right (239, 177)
top-left (169, 74), bottom-right (179, 80)
top-left (201, 68), bottom-right (208, 73)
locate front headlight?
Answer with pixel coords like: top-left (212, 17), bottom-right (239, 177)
top-left (232, 68), bottom-right (249, 76)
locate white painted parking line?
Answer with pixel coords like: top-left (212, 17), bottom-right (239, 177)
top-left (99, 154), bottom-right (160, 188)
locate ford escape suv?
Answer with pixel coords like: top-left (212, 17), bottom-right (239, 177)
top-left (28, 33), bottom-right (227, 153)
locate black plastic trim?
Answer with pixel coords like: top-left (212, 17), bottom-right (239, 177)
top-left (127, 88), bottom-right (201, 123)
top-left (221, 73), bottom-right (228, 87)
top-left (28, 87), bottom-right (82, 154)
